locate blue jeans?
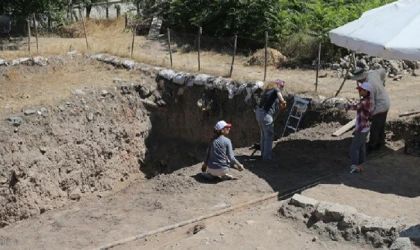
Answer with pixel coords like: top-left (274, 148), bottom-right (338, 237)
top-left (350, 130), bottom-right (368, 165)
top-left (256, 108), bottom-right (274, 160)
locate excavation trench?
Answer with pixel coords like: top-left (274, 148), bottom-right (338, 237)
top-left (0, 57), bottom-right (418, 230)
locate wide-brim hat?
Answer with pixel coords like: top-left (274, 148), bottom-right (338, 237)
top-left (352, 67), bottom-right (369, 81)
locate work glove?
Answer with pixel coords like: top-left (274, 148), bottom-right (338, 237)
top-left (280, 101), bottom-right (287, 110)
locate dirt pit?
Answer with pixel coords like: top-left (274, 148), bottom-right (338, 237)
top-left (0, 54), bottom-right (420, 249)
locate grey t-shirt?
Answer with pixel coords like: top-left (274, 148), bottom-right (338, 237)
top-left (204, 135), bottom-right (239, 170)
top-left (258, 88), bottom-right (281, 116)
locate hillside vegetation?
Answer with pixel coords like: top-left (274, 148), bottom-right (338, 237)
top-left (164, 0), bottom-right (395, 61)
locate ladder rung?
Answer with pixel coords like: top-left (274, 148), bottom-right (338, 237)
top-left (286, 125), bottom-right (297, 131)
top-left (290, 115), bottom-right (302, 119)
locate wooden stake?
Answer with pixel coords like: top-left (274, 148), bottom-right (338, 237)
top-left (229, 35), bottom-right (237, 77)
top-left (399, 110), bottom-right (420, 117)
top-left (335, 52), bottom-right (355, 97)
top-left (264, 31), bottom-right (268, 81)
top-left (33, 14), bottom-right (39, 52)
top-left (79, 9), bottom-right (89, 50)
top-left (27, 19), bottom-right (31, 53)
top-left (131, 26), bottom-right (135, 58)
top-left (198, 27), bottom-right (202, 71)
top-left (315, 42), bottom-right (321, 92)
top-left (167, 28), bottom-right (173, 67)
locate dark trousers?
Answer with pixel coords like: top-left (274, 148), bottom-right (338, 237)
top-left (350, 130), bottom-right (368, 165)
top-left (368, 111), bottom-right (388, 149)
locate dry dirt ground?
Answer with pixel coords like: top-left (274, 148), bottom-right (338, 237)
top-left (1, 37), bottom-right (420, 249)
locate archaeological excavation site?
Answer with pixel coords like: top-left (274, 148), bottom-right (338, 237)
top-left (0, 51), bottom-right (420, 250)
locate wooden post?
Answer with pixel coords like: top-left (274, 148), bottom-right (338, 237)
top-left (264, 31), bottom-right (268, 81)
top-left (131, 26), bottom-right (135, 58)
top-left (315, 42), bottom-right (321, 92)
top-left (335, 52), bottom-right (355, 97)
top-left (33, 14), bottom-right (39, 52)
top-left (167, 28), bottom-right (173, 67)
top-left (198, 27), bottom-right (202, 71)
top-left (27, 19), bottom-right (31, 53)
top-left (79, 9), bottom-right (89, 50)
top-left (229, 35), bottom-right (237, 77)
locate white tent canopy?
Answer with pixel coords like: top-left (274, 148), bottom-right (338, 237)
top-left (329, 0), bottom-right (420, 61)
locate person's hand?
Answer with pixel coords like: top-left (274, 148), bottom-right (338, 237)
top-left (201, 163), bottom-right (207, 173)
top-left (336, 103), bottom-right (345, 111)
top-left (280, 100), bottom-right (287, 110)
top-left (234, 163), bottom-right (245, 172)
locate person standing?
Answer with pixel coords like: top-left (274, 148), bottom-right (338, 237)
top-left (342, 82), bottom-right (374, 172)
top-left (352, 67), bottom-right (390, 152)
top-left (255, 80), bottom-right (287, 162)
top-left (201, 121), bottom-right (244, 180)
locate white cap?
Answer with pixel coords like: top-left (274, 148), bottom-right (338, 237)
top-left (356, 81), bottom-right (372, 92)
top-left (215, 120), bottom-right (232, 131)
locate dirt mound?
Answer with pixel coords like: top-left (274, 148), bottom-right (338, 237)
top-left (246, 48), bottom-right (287, 67)
top-left (56, 19), bottom-right (124, 38)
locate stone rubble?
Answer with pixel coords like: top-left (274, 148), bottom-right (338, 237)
top-left (279, 194), bottom-right (409, 248)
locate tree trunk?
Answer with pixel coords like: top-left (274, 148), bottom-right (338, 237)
top-left (68, 0), bottom-right (73, 22)
top-left (86, 4), bottom-right (92, 19)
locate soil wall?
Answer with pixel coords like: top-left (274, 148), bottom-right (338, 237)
top-left (0, 85), bottom-right (151, 225)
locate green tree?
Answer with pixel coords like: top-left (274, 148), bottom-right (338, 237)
top-left (0, 0), bottom-right (68, 17)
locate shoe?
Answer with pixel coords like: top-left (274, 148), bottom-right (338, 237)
top-left (350, 165), bottom-right (364, 173)
top-left (220, 174), bottom-right (234, 180)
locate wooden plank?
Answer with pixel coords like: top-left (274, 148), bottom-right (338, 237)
top-left (399, 110), bottom-right (420, 117)
top-left (332, 118), bottom-right (356, 137)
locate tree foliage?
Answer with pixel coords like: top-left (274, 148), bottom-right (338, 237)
top-left (0, 0), bottom-right (68, 17)
top-left (163, 0), bottom-right (394, 52)
top-left (160, 0), bottom-right (396, 61)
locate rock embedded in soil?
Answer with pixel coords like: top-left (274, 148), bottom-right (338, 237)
top-left (23, 109), bottom-right (37, 115)
top-left (69, 193), bottom-right (81, 201)
top-left (279, 194), bottom-right (406, 248)
top-left (290, 194), bottom-right (319, 210)
top-left (389, 237), bottom-right (412, 250)
top-left (0, 176), bottom-right (8, 184)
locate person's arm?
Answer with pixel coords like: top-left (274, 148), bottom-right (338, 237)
top-left (277, 91), bottom-right (286, 109)
top-left (277, 91), bottom-right (285, 102)
top-left (345, 99), bottom-right (366, 111)
top-left (203, 145), bottom-right (210, 164)
top-left (226, 139), bottom-right (240, 166)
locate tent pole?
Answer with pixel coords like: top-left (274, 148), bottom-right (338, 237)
top-left (335, 52), bottom-right (355, 97)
